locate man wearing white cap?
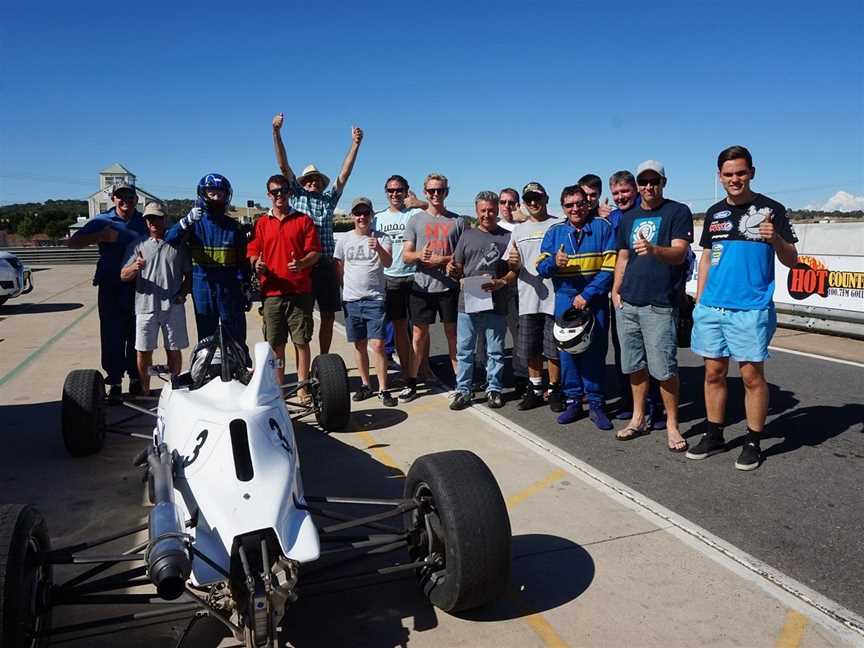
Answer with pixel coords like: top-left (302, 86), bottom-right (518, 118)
top-left (271, 112), bottom-right (364, 354)
top-left (611, 160), bottom-right (693, 452)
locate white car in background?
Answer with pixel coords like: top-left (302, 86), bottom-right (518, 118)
top-left (0, 250), bottom-right (33, 306)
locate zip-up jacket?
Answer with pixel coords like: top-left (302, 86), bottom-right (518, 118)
top-left (536, 216), bottom-right (617, 305)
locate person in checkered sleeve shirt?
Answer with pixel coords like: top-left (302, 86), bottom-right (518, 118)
top-left (272, 112), bottom-right (364, 353)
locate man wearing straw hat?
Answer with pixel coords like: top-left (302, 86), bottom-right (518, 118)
top-left (272, 112), bottom-right (364, 354)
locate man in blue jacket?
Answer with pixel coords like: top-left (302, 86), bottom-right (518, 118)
top-left (165, 174), bottom-right (248, 349)
top-left (537, 184), bottom-right (617, 430)
top-left (69, 181), bottom-right (148, 399)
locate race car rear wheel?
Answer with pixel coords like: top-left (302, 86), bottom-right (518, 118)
top-left (0, 504), bottom-right (52, 648)
top-left (404, 450), bottom-right (511, 612)
top-left (311, 354), bottom-right (350, 432)
top-left (61, 369), bottom-right (106, 456)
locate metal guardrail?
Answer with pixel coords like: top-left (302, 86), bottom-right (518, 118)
top-left (1, 246), bottom-right (99, 265)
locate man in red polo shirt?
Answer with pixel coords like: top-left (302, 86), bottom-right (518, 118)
top-left (248, 174), bottom-right (321, 387)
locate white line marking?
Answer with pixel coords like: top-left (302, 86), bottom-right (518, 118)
top-left (466, 402), bottom-right (864, 643)
top-left (768, 345), bottom-right (864, 368)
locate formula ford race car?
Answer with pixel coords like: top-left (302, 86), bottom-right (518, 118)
top-left (0, 325), bottom-right (512, 647)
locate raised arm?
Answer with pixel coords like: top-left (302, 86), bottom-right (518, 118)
top-left (272, 112), bottom-right (296, 184)
top-left (333, 126), bottom-right (363, 195)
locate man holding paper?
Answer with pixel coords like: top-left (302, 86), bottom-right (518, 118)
top-left (449, 191), bottom-right (516, 411)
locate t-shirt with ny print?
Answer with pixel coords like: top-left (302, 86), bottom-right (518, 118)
top-left (403, 210), bottom-right (467, 293)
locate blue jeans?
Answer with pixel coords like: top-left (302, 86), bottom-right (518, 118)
top-left (455, 311), bottom-right (506, 394)
top-left (554, 292), bottom-right (609, 405)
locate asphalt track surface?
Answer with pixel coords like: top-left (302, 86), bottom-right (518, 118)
top-left (387, 317), bottom-right (864, 618)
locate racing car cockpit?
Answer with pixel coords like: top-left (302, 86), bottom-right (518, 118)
top-left (178, 322), bottom-right (252, 391)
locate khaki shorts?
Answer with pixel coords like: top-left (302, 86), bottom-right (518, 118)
top-left (135, 305), bottom-right (189, 352)
top-left (260, 294), bottom-right (313, 347)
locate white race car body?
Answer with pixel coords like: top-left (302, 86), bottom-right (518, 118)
top-left (154, 342), bottom-right (321, 586)
top-left (0, 250), bottom-right (33, 303)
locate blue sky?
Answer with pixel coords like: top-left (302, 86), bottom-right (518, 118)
top-left (2, 0), bottom-right (862, 214)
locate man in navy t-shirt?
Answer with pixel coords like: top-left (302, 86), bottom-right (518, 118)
top-left (686, 146), bottom-right (799, 471)
top-left (611, 160), bottom-right (693, 452)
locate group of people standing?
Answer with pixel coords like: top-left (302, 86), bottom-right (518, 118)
top-left (70, 120), bottom-right (798, 472)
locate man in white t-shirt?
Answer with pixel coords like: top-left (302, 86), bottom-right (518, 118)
top-left (334, 197), bottom-right (396, 406)
top-left (373, 174), bottom-right (427, 383)
top-left (504, 182), bottom-right (564, 411)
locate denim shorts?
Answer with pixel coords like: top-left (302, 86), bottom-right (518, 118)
top-left (616, 301), bottom-right (678, 380)
top-left (344, 298), bottom-right (387, 342)
top-left (691, 303), bottom-right (776, 362)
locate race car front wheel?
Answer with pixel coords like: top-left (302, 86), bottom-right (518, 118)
top-left (0, 504), bottom-right (52, 648)
top-left (404, 450), bottom-right (512, 613)
top-left (311, 354), bottom-right (351, 432)
top-left (61, 369), bottom-right (106, 456)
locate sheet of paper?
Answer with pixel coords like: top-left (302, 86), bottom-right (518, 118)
top-left (463, 275), bottom-right (494, 313)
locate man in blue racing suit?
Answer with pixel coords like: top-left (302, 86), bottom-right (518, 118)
top-left (166, 173), bottom-right (248, 349)
top-left (537, 184), bottom-right (617, 430)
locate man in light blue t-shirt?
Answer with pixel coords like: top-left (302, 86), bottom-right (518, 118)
top-left (373, 174), bottom-right (428, 383)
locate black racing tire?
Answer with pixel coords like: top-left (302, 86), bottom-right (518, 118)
top-left (404, 450), bottom-right (512, 613)
top-left (311, 354), bottom-right (350, 432)
top-left (0, 504), bottom-right (52, 648)
top-left (61, 369), bottom-right (106, 456)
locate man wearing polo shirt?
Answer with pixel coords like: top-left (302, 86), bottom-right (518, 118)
top-left (272, 113), bottom-right (363, 354)
top-left (120, 203), bottom-right (191, 395)
top-left (611, 161), bottom-right (692, 452)
top-left (248, 175), bottom-right (321, 387)
top-left (69, 181), bottom-right (148, 399)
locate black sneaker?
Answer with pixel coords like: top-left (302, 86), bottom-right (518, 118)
top-left (378, 390), bottom-right (397, 407)
top-left (107, 384), bottom-right (122, 403)
top-left (685, 423), bottom-right (726, 460)
top-left (486, 390), bottom-right (503, 409)
top-left (512, 379), bottom-right (528, 398)
top-left (398, 384), bottom-right (417, 403)
top-left (517, 389), bottom-right (544, 411)
top-left (735, 441), bottom-right (761, 471)
top-left (353, 384), bottom-right (374, 402)
top-left (548, 386), bottom-right (566, 413)
top-left (449, 392), bottom-right (472, 411)
top-left (128, 379), bottom-right (144, 397)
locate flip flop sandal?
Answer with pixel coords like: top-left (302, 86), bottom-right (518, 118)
top-left (616, 425), bottom-right (648, 441)
top-left (667, 438), bottom-right (689, 453)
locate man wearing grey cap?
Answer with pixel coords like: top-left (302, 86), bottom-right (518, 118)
top-left (611, 160), bottom-right (693, 452)
top-left (70, 181), bottom-right (148, 399)
top-left (334, 197), bottom-right (396, 406)
top-left (120, 203), bottom-right (191, 395)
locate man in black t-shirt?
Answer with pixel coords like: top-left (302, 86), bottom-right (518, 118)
top-left (611, 160), bottom-right (693, 452)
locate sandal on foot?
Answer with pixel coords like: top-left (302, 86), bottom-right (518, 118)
top-left (616, 424), bottom-right (648, 441)
top-left (667, 437), bottom-right (688, 452)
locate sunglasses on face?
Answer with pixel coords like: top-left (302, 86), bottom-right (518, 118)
top-left (638, 177), bottom-right (662, 187)
top-left (523, 193), bottom-right (545, 203)
top-left (115, 194), bottom-right (136, 203)
top-left (386, 187), bottom-right (406, 194)
top-left (353, 210), bottom-right (372, 217)
top-left (269, 187), bottom-right (290, 197)
top-left (499, 199), bottom-right (517, 206)
top-left (563, 201), bottom-right (589, 209)
top-left (425, 187), bottom-right (447, 195)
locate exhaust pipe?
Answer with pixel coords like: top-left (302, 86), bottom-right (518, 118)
top-left (146, 443), bottom-right (191, 600)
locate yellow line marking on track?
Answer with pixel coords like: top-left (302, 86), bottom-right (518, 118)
top-left (775, 610), bottom-right (808, 648)
top-left (524, 613), bottom-right (570, 648)
top-left (505, 468), bottom-right (567, 510)
top-left (356, 430), bottom-right (403, 474)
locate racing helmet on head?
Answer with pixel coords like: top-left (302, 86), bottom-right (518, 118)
top-left (553, 306), bottom-right (595, 355)
top-left (197, 173), bottom-right (233, 206)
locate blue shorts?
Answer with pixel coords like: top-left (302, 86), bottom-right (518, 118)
top-left (691, 303), bottom-right (776, 362)
top-left (344, 298), bottom-right (387, 342)
top-left (616, 301), bottom-right (678, 381)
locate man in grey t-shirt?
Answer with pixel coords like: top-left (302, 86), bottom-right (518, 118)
top-left (120, 203), bottom-right (191, 395)
top-left (398, 173), bottom-right (466, 402)
top-left (449, 191), bottom-right (516, 410)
